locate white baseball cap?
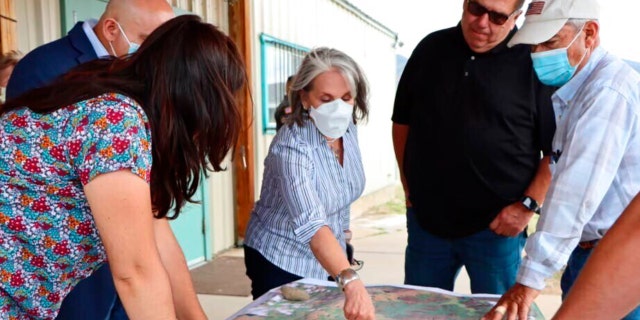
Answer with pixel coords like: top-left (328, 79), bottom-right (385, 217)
top-left (508, 0), bottom-right (600, 47)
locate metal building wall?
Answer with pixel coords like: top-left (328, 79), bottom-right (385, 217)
top-left (170, 0), bottom-right (236, 254)
top-left (252, 0), bottom-right (399, 197)
top-left (15, 0), bottom-right (61, 53)
top-left (168, 0), bottom-right (229, 32)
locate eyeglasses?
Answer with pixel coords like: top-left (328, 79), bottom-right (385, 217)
top-left (466, 0), bottom-right (519, 25)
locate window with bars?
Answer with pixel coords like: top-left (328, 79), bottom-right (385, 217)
top-left (259, 34), bottom-right (308, 133)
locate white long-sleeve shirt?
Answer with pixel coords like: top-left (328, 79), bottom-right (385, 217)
top-left (518, 47), bottom-right (640, 290)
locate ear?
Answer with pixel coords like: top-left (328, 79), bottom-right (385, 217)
top-left (583, 20), bottom-right (599, 48)
top-left (101, 18), bottom-right (120, 42)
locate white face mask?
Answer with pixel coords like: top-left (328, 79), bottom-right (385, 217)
top-left (308, 99), bottom-right (354, 139)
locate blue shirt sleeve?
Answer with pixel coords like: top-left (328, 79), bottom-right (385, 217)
top-left (272, 134), bottom-right (327, 244)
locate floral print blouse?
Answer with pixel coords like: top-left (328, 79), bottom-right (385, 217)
top-left (0, 93), bottom-right (152, 319)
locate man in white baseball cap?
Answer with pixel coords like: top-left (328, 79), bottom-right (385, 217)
top-left (482, 0), bottom-right (640, 319)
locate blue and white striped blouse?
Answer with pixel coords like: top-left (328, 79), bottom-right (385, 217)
top-left (244, 119), bottom-right (365, 279)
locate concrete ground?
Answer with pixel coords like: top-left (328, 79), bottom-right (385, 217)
top-left (200, 205), bottom-right (561, 319)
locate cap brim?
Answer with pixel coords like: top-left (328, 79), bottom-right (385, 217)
top-left (507, 18), bottom-right (568, 47)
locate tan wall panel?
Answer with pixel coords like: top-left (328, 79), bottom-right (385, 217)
top-left (0, 0), bottom-right (14, 18)
top-left (170, 0), bottom-right (228, 31)
top-left (0, 17), bottom-right (16, 53)
top-left (0, 0), bottom-right (16, 53)
top-left (15, 0), bottom-right (61, 53)
top-left (0, 0), bottom-right (18, 53)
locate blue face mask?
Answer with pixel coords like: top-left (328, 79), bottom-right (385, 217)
top-left (531, 27), bottom-right (587, 87)
top-left (112, 21), bottom-right (140, 55)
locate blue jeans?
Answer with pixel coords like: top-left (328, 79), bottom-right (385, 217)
top-left (404, 207), bottom-right (525, 294)
top-left (561, 245), bottom-right (640, 320)
top-left (56, 264), bottom-right (128, 320)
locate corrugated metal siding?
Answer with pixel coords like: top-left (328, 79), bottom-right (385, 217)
top-left (253, 0), bottom-right (399, 196)
top-left (169, 0), bottom-right (228, 33)
top-left (15, 0), bottom-right (61, 53)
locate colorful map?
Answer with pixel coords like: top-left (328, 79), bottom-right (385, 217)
top-left (228, 280), bottom-right (545, 320)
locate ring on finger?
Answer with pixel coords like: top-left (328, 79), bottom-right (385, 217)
top-left (495, 305), bottom-right (507, 314)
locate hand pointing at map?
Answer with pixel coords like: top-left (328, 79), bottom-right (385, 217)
top-left (343, 279), bottom-right (375, 320)
top-left (482, 283), bottom-right (540, 320)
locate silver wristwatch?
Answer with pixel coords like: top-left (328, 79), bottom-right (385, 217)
top-left (335, 268), bottom-right (360, 291)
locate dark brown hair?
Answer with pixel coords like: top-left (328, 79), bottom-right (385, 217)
top-left (1, 15), bottom-right (247, 219)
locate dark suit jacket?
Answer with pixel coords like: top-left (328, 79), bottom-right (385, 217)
top-left (6, 21), bottom-right (98, 100)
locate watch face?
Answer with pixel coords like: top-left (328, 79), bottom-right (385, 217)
top-left (521, 196), bottom-right (540, 213)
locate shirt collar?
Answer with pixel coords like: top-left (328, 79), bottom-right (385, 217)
top-left (553, 46), bottom-right (607, 105)
top-left (82, 19), bottom-right (111, 58)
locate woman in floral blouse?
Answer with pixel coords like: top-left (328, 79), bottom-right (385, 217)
top-left (0, 15), bottom-right (245, 319)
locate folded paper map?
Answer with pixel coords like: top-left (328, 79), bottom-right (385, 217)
top-left (228, 278), bottom-right (544, 320)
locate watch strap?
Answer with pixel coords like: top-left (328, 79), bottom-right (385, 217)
top-left (521, 196), bottom-right (541, 214)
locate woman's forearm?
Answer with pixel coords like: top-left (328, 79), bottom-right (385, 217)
top-left (111, 259), bottom-right (177, 319)
top-left (309, 226), bottom-right (351, 277)
top-left (154, 219), bottom-right (207, 320)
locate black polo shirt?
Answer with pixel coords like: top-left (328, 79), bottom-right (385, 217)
top-left (392, 24), bottom-right (555, 238)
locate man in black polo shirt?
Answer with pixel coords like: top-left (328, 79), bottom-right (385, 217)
top-left (392, 0), bottom-right (555, 294)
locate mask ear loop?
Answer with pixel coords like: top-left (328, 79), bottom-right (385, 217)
top-left (115, 21), bottom-right (134, 47)
top-left (566, 24), bottom-right (585, 48)
top-left (108, 42), bottom-right (117, 56)
top-left (112, 21), bottom-right (138, 55)
top-left (108, 21), bottom-right (129, 57)
top-left (574, 46), bottom-right (589, 68)
top-left (567, 24), bottom-right (589, 68)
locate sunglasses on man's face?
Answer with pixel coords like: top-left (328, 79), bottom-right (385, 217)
top-left (466, 0), bottom-right (519, 25)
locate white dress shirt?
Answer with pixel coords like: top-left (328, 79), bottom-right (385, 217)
top-left (82, 19), bottom-right (110, 58)
top-left (518, 47), bottom-right (640, 290)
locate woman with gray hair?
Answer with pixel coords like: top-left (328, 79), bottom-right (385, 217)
top-left (244, 47), bottom-right (375, 320)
